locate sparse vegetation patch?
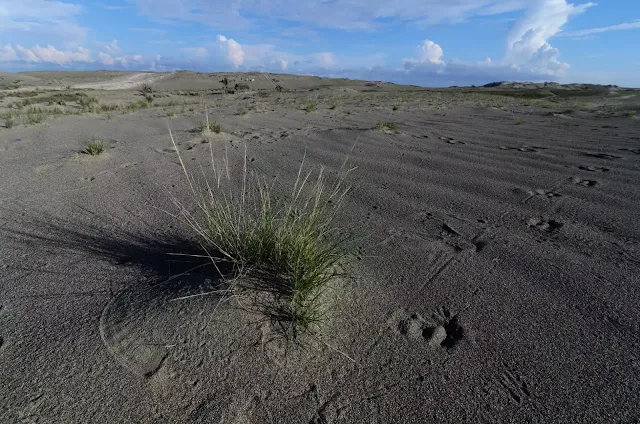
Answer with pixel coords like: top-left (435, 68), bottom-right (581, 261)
top-left (169, 116), bottom-right (355, 336)
top-left (376, 121), bottom-right (397, 132)
top-left (83, 139), bottom-right (106, 156)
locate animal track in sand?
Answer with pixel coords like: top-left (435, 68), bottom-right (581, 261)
top-left (527, 217), bottom-right (563, 232)
top-left (572, 177), bottom-right (598, 187)
top-left (582, 152), bottom-right (621, 160)
top-left (155, 147), bottom-right (177, 154)
top-left (499, 145), bottom-right (545, 153)
top-left (534, 189), bottom-right (562, 198)
top-left (390, 307), bottom-right (464, 349)
top-left (578, 165), bottom-right (609, 172)
top-left (439, 136), bottom-right (464, 144)
top-left (497, 366), bottom-right (531, 404)
top-left (619, 147), bottom-right (640, 155)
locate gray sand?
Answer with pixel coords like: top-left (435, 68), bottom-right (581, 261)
top-left (0, 72), bottom-right (639, 423)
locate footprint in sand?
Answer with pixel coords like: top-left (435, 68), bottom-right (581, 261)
top-left (582, 152), bottom-right (621, 160)
top-left (499, 145), bottom-right (542, 152)
top-left (389, 308), bottom-right (464, 349)
top-left (578, 165), bottom-right (609, 172)
top-left (572, 177), bottom-right (598, 187)
top-left (100, 273), bottom-right (221, 379)
top-left (440, 136), bottom-right (464, 144)
top-left (534, 189), bottom-right (562, 198)
top-left (619, 148), bottom-right (640, 155)
top-left (527, 217), bottom-right (563, 232)
top-left (496, 365), bottom-right (532, 405)
top-left (155, 147), bottom-right (177, 154)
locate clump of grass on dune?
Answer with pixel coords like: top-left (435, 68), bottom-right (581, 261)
top-left (83, 138), bottom-right (106, 156)
top-left (168, 121), bottom-right (355, 336)
top-left (26, 113), bottom-right (45, 125)
top-left (190, 113), bottom-right (222, 135)
top-left (376, 121), bottom-right (396, 132)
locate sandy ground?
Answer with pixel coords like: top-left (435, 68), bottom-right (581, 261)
top-left (72, 72), bottom-right (175, 90)
top-left (0, 72), bottom-right (639, 423)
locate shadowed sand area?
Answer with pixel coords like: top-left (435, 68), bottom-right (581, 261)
top-left (0, 71), bottom-right (639, 422)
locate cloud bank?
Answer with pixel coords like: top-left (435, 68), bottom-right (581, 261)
top-left (0, 0), bottom-right (627, 86)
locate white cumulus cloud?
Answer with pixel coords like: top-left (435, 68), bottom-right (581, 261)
top-left (0, 43), bottom-right (17, 61)
top-left (418, 40), bottom-right (444, 64)
top-left (14, 44), bottom-right (93, 64)
top-left (502, 0), bottom-right (593, 74)
top-left (217, 34), bottom-right (244, 68)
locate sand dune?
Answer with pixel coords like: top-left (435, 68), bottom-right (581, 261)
top-left (0, 72), bottom-right (638, 422)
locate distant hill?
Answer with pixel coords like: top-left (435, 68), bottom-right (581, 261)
top-left (482, 81), bottom-right (619, 90)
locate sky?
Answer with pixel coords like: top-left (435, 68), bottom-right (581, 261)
top-left (0, 0), bottom-right (639, 87)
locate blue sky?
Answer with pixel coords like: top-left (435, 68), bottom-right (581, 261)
top-left (1, 0), bottom-right (639, 87)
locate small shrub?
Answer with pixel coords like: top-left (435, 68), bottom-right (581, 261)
top-left (27, 114), bottom-right (44, 125)
top-left (392, 104), bottom-right (400, 111)
top-left (140, 83), bottom-right (153, 94)
top-left (191, 121), bottom-right (222, 134)
top-left (100, 103), bottom-right (120, 112)
top-left (515, 119), bottom-right (525, 125)
top-left (83, 139), bottom-right (106, 156)
top-left (235, 108), bottom-right (248, 116)
top-left (376, 121), bottom-right (397, 132)
top-left (144, 93), bottom-right (154, 104)
top-left (624, 111), bottom-right (636, 117)
top-left (79, 95), bottom-right (99, 110)
top-left (169, 125), bottom-right (355, 336)
top-left (303, 101), bottom-right (317, 112)
top-left (4, 118), bottom-right (13, 129)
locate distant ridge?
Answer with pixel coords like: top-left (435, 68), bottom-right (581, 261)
top-left (482, 81), bottom-right (620, 90)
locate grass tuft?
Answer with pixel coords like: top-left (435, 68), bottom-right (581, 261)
top-left (191, 120), bottom-right (222, 134)
top-left (515, 119), bottom-right (525, 125)
top-left (376, 121), bottom-right (397, 132)
top-left (169, 115), bottom-right (355, 336)
top-left (83, 139), bottom-right (106, 156)
top-left (27, 114), bottom-right (45, 125)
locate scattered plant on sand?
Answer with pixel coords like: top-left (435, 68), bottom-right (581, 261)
top-left (83, 138), bottom-right (106, 156)
top-left (376, 121), bottom-right (397, 132)
top-left (168, 113), bottom-right (356, 336)
top-left (191, 114), bottom-right (222, 134)
top-left (79, 95), bottom-right (99, 111)
top-left (303, 101), bottom-right (317, 112)
top-left (27, 114), bottom-right (45, 125)
top-left (303, 95), bottom-right (319, 112)
top-left (327, 94), bottom-right (339, 110)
